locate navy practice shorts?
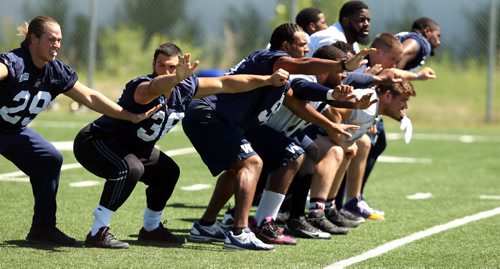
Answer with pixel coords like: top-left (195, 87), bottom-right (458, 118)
top-left (182, 107), bottom-right (256, 176)
top-left (245, 125), bottom-right (304, 173)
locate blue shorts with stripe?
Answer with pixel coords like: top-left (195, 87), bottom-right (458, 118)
top-left (245, 125), bottom-right (305, 173)
top-left (182, 105), bottom-right (256, 177)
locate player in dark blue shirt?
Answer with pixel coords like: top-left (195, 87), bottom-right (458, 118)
top-left (0, 16), bottom-right (158, 246)
top-left (396, 17), bottom-right (441, 71)
top-left (182, 22), bottom-right (374, 250)
top-left (72, 42), bottom-right (289, 249)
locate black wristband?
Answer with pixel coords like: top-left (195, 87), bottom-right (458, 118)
top-left (341, 60), bottom-right (348, 71)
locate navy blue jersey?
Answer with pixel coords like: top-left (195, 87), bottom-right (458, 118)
top-left (396, 32), bottom-right (432, 70)
top-left (343, 72), bottom-right (374, 88)
top-left (0, 47), bottom-right (78, 130)
top-left (203, 49), bottom-right (290, 130)
top-left (92, 74), bottom-right (199, 157)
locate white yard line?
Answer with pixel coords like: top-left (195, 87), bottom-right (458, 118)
top-left (325, 207), bottom-right (500, 269)
top-left (0, 147), bottom-right (196, 182)
top-left (386, 133), bottom-right (500, 143)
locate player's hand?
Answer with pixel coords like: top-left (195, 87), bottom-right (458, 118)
top-left (364, 63), bottom-right (383, 75)
top-left (326, 123), bottom-right (360, 144)
top-left (400, 115), bottom-right (413, 144)
top-left (416, 67), bottom-right (436, 80)
top-left (375, 69), bottom-right (403, 85)
top-left (130, 103), bottom-right (163, 123)
top-left (344, 48), bottom-right (377, 70)
top-left (270, 68), bottom-right (289, 86)
top-left (176, 53), bottom-right (199, 83)
top-left (331, 84), bottom-right (355, 101)
top-left (352, 92), bottom-right (378, 109)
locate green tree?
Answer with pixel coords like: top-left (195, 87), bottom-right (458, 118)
top-left (0, 18), bottom-right (21, 52)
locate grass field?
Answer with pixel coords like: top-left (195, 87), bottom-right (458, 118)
top-left (1, 110), bottom-right (499, 268)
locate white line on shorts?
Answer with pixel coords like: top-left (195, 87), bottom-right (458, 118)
top-left (325, 207), bottom-right (500, 269)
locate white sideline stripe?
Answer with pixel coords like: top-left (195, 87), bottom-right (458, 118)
top-left (0, 147), bottom-right (196, 183)
top-left (386, 133), bottom-right (500, 143)
top-left (378, 156), bottom-right (431, 164)
top-left (480, 195), bottom-right (500, 200)
top-left (69, 180), bottom-right (100, 187)
top-left (29, 120), bottom-right (182, 132)
top-left (42, 130), bottom-right (500, 152)
top-left (325, 207), bottom-right (500, 269)
top-left (180, 184), bottom-right (211, 191)
top-left (406, 192), bottom-right (432, 200)
top-left (28, 121), bottom-right (90, 129)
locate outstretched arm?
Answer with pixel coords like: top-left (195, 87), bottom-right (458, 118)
top-left (387, 67), bottom-right (436, 81)
top-left (64, 81), bottom-right (161, 123)
top-left (134, 54), bottom-right (199, 104)
top-left (283, 89), bottom-right (359, 143)
top-left (274, 48), bottom-right (376, 75)
top-left (194, 68), bottom-right (289, 98)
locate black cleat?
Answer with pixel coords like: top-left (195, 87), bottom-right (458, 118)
top-left (26, 226), bottom-right (76, 246)
top-left (285, 216), bottom-right (331, 239)
top-left (326, 207), bottom-right (362, 228)
top-left (84, 227), bottom-right (129, 249)
top-left (307, 211), bottom-right (349, 235)
top-left (138, 221), bottom-right (186, 244)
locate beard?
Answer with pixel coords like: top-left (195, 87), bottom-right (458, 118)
top-left (348, 23), bottom-right (370, 45)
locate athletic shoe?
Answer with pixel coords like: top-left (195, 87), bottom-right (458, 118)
top-left (252, 216), bottom-right (296, 245)
top-left (285, 216), bottom-right (331, 239)
top-left (343, 197), bottom-right (384, 220)
top-left (340, 208), bottom-right (366, 223)
top-left (307, 211), bottom-right (348, 235)
top-left (325, 207), bottom-right (362, 228)
top-left (26, 226), bottom-right (76, 246)
top-left (275, 211), bottom-right (290, 225)
top-left (189, 221), bottom-right (226, 242)
top-left (220, 207), bottom-right (256, 230)
top-left (358, 199), bottom-right (385, 216)
top-left (342, 197), bottom-right (371, 218)
top-left (138, 221), bottom-right (186, 244)
top-left (223, 228), bottom-right (275, 251)
top-left (221, 206), bottom-right (234, 229)
top-left (84, 226), bottom-right (129, 249)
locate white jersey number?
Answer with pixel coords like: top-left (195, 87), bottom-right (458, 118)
top-left (257, 96), bottom-right (284, 124)
top-left (137, 111), bottom-right (184, 142)
top-left (0, 90), bottom-right (52, 126)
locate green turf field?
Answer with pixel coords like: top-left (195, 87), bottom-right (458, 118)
top-left (1, 111), bottom-right (499, 268)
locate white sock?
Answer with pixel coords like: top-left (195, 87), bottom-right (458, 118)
top-left (143, 207), bottom-right (162, 232)
top-left (91, 205), bottom-right (114, 236)
top-left (254, 190), bottom-right (285, 225)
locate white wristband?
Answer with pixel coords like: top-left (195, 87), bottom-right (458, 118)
top-left (327, 89), bottom-right (335, 100)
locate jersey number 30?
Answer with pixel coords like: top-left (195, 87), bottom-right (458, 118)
top-left (137, 111), bottom-right (184, 142)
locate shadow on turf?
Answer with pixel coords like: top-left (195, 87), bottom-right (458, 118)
top-left (121, 238), bottom-right (226, 251)
top-left (166, 203), bottom-right (208, 209)
top-left (0, 240), bottom-right (83, 251)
